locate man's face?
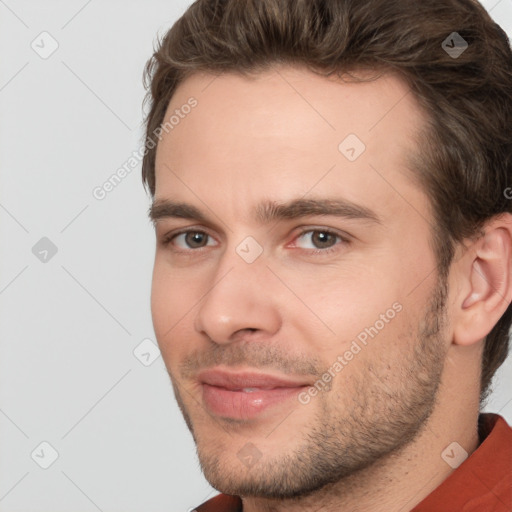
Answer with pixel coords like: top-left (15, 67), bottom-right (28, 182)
top-left (150, 66), bottom-right (450, 498)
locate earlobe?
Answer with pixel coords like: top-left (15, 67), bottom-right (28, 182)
top-left (453, 221), bottom-right (512, 346)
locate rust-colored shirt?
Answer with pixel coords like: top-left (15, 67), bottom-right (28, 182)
top-left (194, 413), bottom-right (512, 511)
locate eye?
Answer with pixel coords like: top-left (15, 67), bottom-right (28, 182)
top-left (292, 228), bottom-right (348, 253)
top-left (162, 230), bottom-right (217, 250)
top-left (160, 227), bottom-right (349, 256)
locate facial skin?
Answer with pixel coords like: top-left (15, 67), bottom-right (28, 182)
top-left (149, 66), bottom-right (512, 511)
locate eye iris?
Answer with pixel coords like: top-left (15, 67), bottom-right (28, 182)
top-left (186, 232), bottom-right (207, 248)
top-left (312, 231), bottom-right (335, 249)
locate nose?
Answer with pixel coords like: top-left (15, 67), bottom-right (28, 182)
top-left (193, 249), bottom-right (282, 345)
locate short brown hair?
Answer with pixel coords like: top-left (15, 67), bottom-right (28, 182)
top-left (142, 0), bottom-right (512, 406)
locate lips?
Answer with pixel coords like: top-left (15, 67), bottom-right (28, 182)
top-left (198, 369), bottom-right (311, 420)
top-left (199, 369), bottom-right (310, 390)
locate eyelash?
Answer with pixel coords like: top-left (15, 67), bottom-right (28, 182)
top-left (160, 227), bottom-right (350, 256)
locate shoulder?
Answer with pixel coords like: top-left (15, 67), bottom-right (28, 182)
top-left (413, 413), bottom-right (512, 511)
top-left (193, 493), bottom-right (242, 512)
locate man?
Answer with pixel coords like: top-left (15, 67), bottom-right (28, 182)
top-left (142, 0), bottom-right (512, 510)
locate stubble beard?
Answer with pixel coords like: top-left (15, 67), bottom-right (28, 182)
top-left (169, 278), bottom-right (449, 500)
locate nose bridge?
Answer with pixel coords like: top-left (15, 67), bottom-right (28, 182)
top-left (194, 237), bottom-right (280, 343)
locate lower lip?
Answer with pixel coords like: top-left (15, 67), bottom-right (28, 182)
top-left (202, 384), bottom-right (307, 420)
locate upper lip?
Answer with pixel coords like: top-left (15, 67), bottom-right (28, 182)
top-left (198, 368), bottom-right (311, 390)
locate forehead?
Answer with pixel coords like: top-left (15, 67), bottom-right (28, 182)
top-left (153, 65), bottom-right (430, 226)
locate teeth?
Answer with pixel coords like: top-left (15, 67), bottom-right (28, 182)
top-left (242, 388), bottom-right (259, 392)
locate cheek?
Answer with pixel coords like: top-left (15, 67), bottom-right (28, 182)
top-left (150, 260), bottom-right (194, 361)
top-left (282, 269), bottom-right (417, 373)
top-left (151, 257), bottom-right (198, 319)
top-left (150, 261), bottom-right (171, 332)
top-left (282, 263), bottom-right (400, 340)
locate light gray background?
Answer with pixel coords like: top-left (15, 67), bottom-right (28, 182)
top-left (0, 1), bottom-right (511, 511)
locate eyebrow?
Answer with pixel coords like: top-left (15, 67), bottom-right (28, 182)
top-left (149, 197), bottom-right (381, 227)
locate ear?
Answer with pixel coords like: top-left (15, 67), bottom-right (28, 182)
top-left (452, 214), bottom-right (512, 346)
